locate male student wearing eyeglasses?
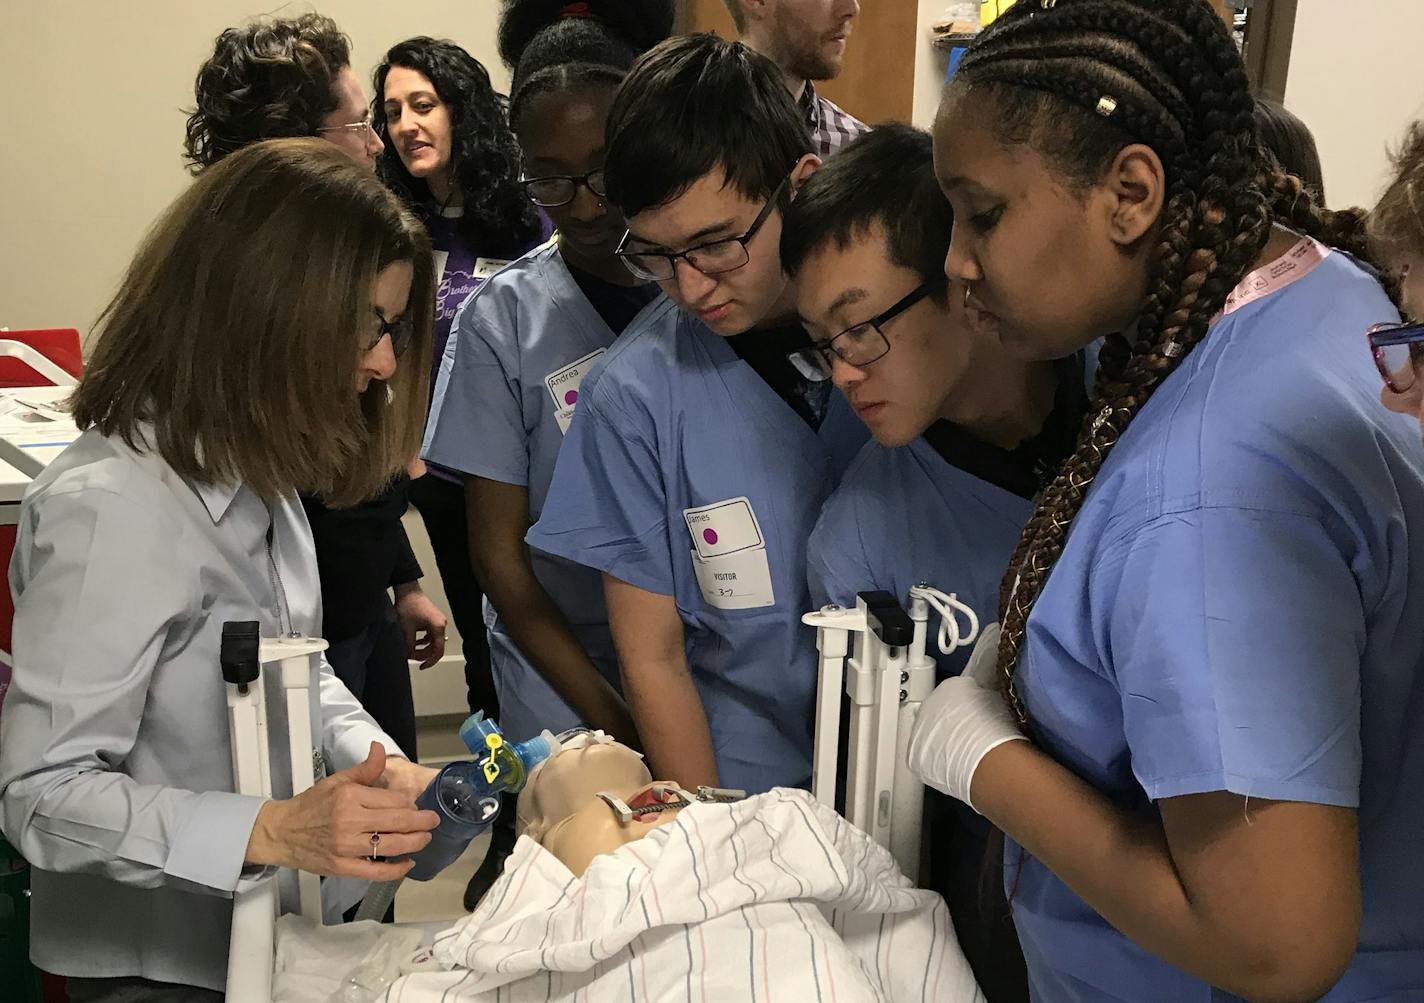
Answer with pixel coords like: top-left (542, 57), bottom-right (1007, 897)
top-left (782, 122), bottom-right (1097, 1003)
top-left (526, 35), bottom-right (867, 796)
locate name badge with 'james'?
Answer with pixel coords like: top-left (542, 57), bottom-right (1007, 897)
top-left (545, 349), bottom-right (606, 434)
top-left (683, 497), bottom-right (775, 609)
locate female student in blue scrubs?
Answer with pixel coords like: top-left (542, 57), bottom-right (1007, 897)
top-left (787, 125), bottom-right (1087, 1001)
top-left (421, 1), bottom-right (672, 905)
top-left (527, 35), bottom-right (866, 795)
top-left (424, 0), bottom-right (671, 746)
top-left (907, 2), bottom-right (1424, 1000)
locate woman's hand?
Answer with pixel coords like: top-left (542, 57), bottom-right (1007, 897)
top-left (394, 582), bottom-right (448, 668)
top-left (378, 754), bottom-right (440, 804)
top-left (244, 742), bottom-right (439, 880)
top-left (905, 623), bottom-right (1028, 810)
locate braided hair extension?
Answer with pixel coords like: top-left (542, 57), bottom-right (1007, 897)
top-left (497, 0), bottom-right (674, 133)
top-left (952, 0), bottom-right (1383, 720)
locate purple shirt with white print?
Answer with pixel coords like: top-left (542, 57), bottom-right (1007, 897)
top-left (424, 206), bottom-right (551, 482)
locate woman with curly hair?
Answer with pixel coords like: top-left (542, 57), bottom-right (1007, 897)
top-left (184, 12), bottom-right (384, 171)
top-left (374, 38), bottom-right (547, 725)
top-left (904, 0), bottom-right (1424, 999)
top-left (183, 14), bottom-right (448, 770)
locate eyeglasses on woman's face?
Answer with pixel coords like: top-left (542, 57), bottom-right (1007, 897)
top-left (317, 114), bottom-right (375, 143)
top-left (521, 170), bottom-right (606, 208)
top-left (364, 309), bottom-right (414, 359)
top-left (1368, 320), bottom-right (1424, 394)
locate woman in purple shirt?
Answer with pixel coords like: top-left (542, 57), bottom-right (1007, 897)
top-left (373, 39), bottom-right (547, 720)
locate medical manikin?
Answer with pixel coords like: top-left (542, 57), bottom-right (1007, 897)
top-left (366, 731), bottom-right (986, 1002)
top-left (518, 731), bottom-right (741, 877)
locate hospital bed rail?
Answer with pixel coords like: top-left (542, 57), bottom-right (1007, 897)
top-left (804, 586), bottom-right (978, 883)
top-left (222, 622), bottom-right (328, 1003)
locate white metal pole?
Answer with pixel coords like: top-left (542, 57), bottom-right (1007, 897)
top-left (871, 638), bottom-right (907, 851)
top-left (265, 637), bottom-right (327, 920)
top-left (803, 606), bottom-right (861, 808)
top-left (225, 675), bottom-right (271, 800)
top-left (889, 592), bottom-right (936, 882)
top-left (225, 879), bottom-right (278, 1003)
top-left (224, 630), bottom-right (273, 1003)
top-left (844, 604), bottom-right (882, 834)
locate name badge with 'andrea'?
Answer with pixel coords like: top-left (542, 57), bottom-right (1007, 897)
top-left (545, 349), bottom-right (606, 434)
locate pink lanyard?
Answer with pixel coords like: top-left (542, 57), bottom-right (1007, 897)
top-left (1219, 235), bottom-right (1331, 318)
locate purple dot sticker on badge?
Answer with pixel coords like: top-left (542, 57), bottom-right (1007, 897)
top-left (564, 389), bottom-right (579, 406)
top-left (703, 528), bottom-right (719, 546)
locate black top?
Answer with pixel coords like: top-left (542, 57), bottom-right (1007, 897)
top-left (301, 476), bottom-right (421, 643)
top-left (724, 323), bottom-right (830, 430)
top-left (921, 354), bottom-right (1089, 501)
top-left (566, 261), bottom-right (661, 336)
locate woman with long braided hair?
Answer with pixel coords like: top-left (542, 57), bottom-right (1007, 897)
top-left (904, 1), bottom-right (1424, 999)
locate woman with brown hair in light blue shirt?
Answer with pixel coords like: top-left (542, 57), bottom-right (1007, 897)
top-left (0, 139), bottom-right (444, 1002)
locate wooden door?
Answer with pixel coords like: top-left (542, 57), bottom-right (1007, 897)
top-left (678, 1), bottom-right (919, 125)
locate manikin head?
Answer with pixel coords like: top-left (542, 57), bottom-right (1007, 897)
top-left (516, 734), bottom-right (691, 876)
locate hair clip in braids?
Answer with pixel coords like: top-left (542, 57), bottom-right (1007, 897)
top-left (1039, 0), bottom-right (1058, 8)
top-left (1162, 341), bottom-right (1184, 358)
top-left (1095, 95), bottom-right (1118, 118)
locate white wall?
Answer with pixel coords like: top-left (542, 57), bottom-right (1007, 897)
top-left (905, 1), bottom-right (1424, 211)
top-left (0, 2), bottom-right (506, 716)
top-left (1281, 0), bottom-right (1424, 209)
top-left (0, 1), bottom-right (506, 337)
top-left (912, 0), bottom-right (951, 128)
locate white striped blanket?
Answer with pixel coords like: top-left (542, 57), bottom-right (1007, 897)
top-left (381, 788), bottom-right (983, 1002)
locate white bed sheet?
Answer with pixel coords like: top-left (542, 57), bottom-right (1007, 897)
top-left (273, 916), bottom-right (449, 1002)
top-left (379, 788), bottom-right (983, 1002)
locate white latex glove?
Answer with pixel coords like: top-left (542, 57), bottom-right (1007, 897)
top-left (906, 622), bottom-right (1028, 811)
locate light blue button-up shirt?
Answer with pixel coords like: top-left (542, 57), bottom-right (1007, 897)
top-left (0, 428), bottom-right (401, 991)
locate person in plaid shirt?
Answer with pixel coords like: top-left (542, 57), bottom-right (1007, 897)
top-left (722, 0), bottom-right (869, 157)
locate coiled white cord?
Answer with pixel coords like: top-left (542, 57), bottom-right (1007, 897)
top-left (909, 584), bottom-right (980, 656)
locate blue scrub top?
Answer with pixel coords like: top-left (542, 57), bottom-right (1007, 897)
top-left (422, 241), bottom-right (664, 741)
top-left (1010, 252), bottom-right (1424, 1000)
top-left (808, 437), bottom-right (1032, 680)
top-left (527, 298), bottom-right (868, 793)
